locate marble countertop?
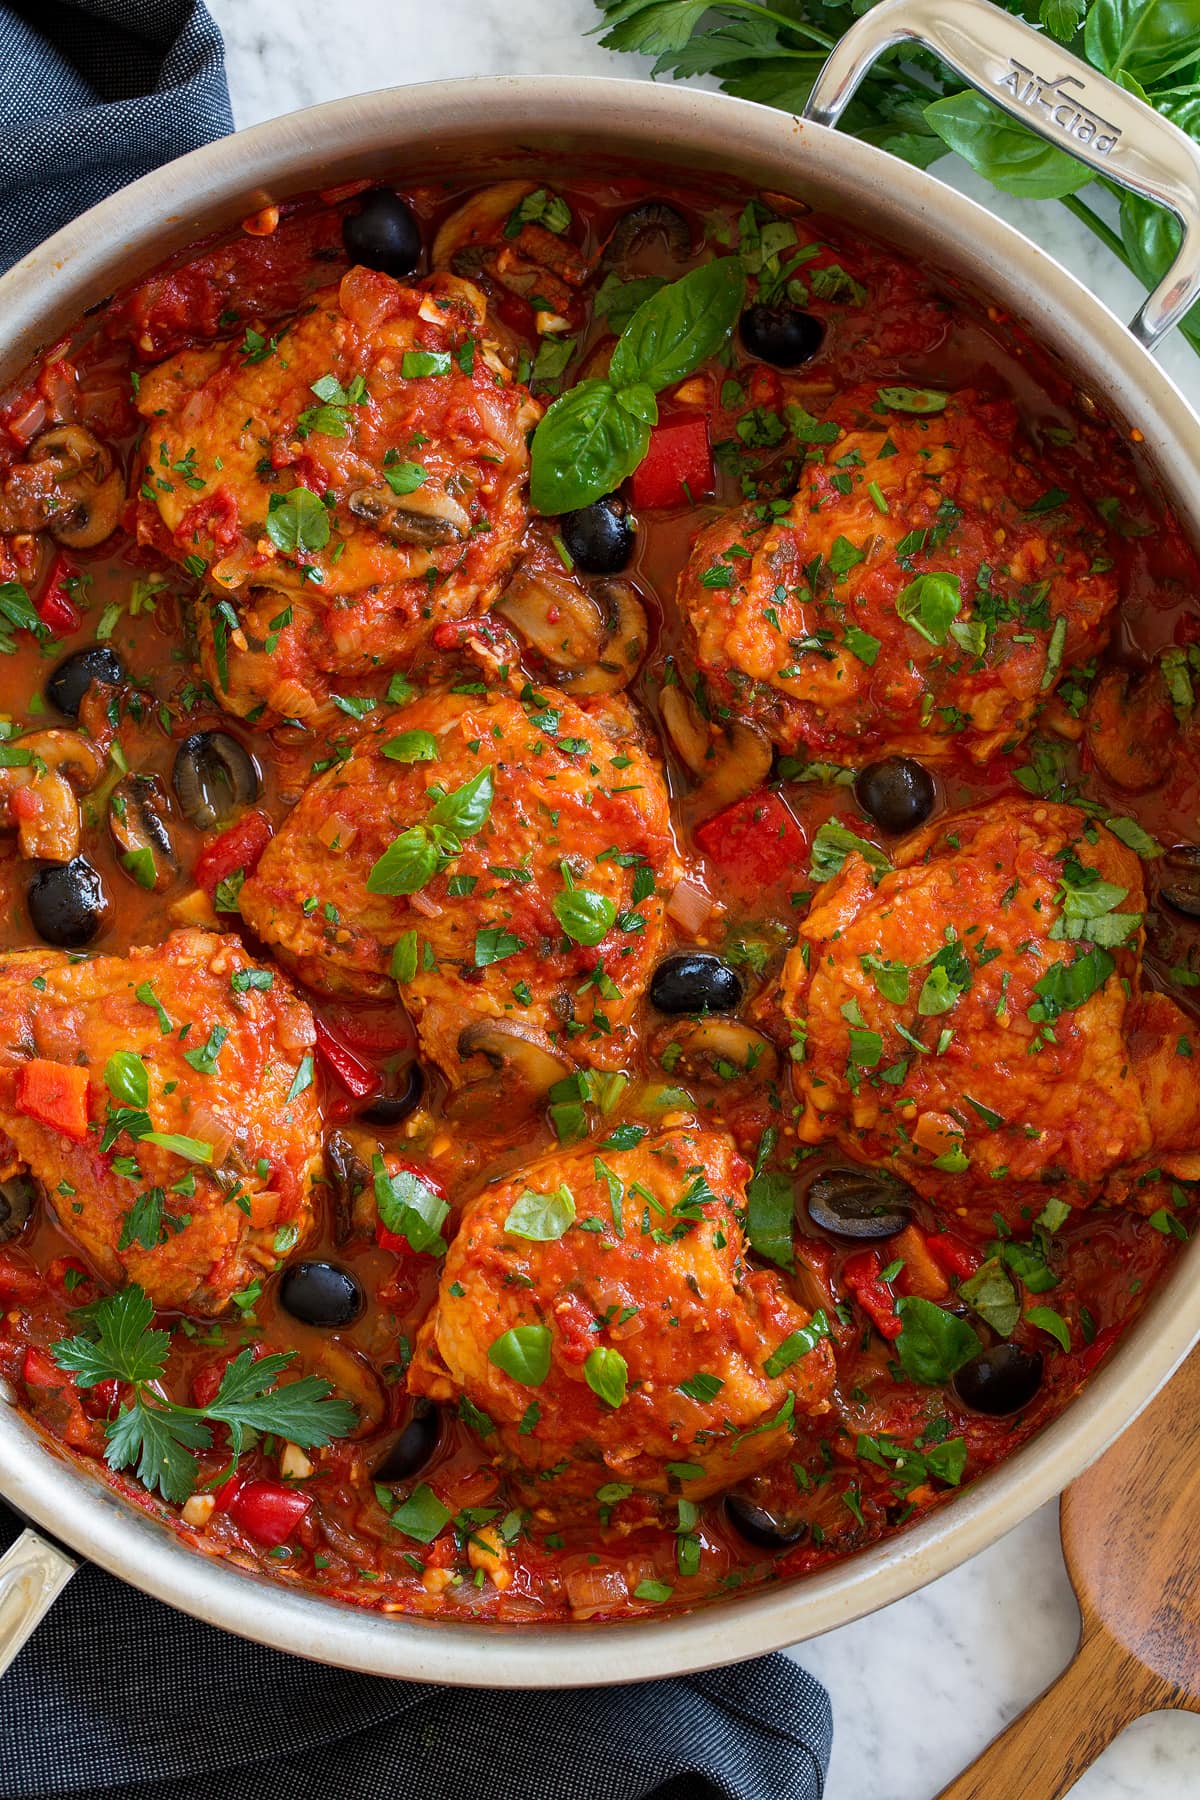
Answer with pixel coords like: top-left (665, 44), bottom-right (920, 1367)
top-left (207, 2), bottom-right (1200, 1794)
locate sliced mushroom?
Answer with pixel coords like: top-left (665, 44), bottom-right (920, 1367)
top-left (348, 481), bottom-right (471, 546)
top-left (26, 425), bottom-right (124, 548)
top-left (495, 562), bottom-right (647, 694)
top-left (1086, 666), bottom-right (1174, 793)
top-left (0, 1174), bottom-right (37, 1244)
top-left (108, 774), bottom-right (178, 892)
top-left (656, 1018), bottom-right (780, 1083)
top-left (431, 181), bottom-right (588, 323)
top-left (1160, 845), bottom-right (1200, 919)
top-left (11, 729), bottom-right (103, 793)
top-left (605, 202), bottom-right (691, 264)
top-left (0, 730), bottom-right (104, 864)
top-left (660, 687), bottom-right (773, 812)
top-left (432, 181), bottom-right (538, 268)
top-left (457, 1017), bottom-right (572, 1091)
top-left (325, 1130), bottom-right (372, 1245)
top-left (559, 583), bottom-right (648, 695)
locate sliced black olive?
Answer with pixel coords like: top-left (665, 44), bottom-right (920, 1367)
top-left (27, 855), bottom-right (108, 948)
top-left (953, 1343), bottom-right (1044, 1417)
top-left (324, 1130), bottom-right (371, 1244)
top-left (360, 1062), bottom-right (424, 1127)
top-left (559, 495), bottom-right (634, 575)
top-left (374, 1400), bottom-right (441, 1482)
top-left (853, 756), bottom-right (937, 835)
top-left (109, 774), bottom-right (178, 893)
top-left (46, 644), bottom-right (126, 718)
top-left (172, 731), bottom-right (259, 831)
top-left (650, 952), bottom-right (743, 1016)
top-left (0, 1175), bottom-right (36, 1244)
top-left (725, 1495), bottom-right (808, 1552)
top-left (803, 1166), bottom-right (915, 1240)
top-left (606, 201), bottom-right (691, 264)
top-left (342, 189), bottom-right (422, 278)
top-left (278, 1260), bottom-right (364, 1329)
top-left (739, 303), bottom-right (824, 369)
top-left (1160, 846), bottom-right (1200, 918)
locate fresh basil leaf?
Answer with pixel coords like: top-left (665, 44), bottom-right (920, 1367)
top-left (389, 1483), bottom-right (452, 1542)
top-left (488, 1324), bottom-right (553, 1386)
top-left (1085, 0), bottom-right (1200, 86)
top-left (610, 256), bottom-right (746, 391)
top-left (553, 884), bottom-right (617, 947)
top-left (746, 1168), bottom-right (795, 1271)
top-left (876, 386), bottom-right (948, 414)
top-left (381, 730), bottom-right (439, 764)
top-left (895, 1297), bottom-right (981, 1384)
top-left (265, 487), bottom-right (330, 555)
top-left (505, 1184), bottom-right (576, 1241)
top-left (959, 1257), bottom-right (1020, 1337)
top-left (896, 572), bottom-right (962, 645)
top-left (142, 1132), bottom-right (214, 1164)
top-left (1028, 945), bottom-right (1115, 1023)
top-left (383, 462), bottom-right (427, 496)
top-left (427, 766), bottom-right (494, 838)
top-left (592, 271), bottom-right (667, 333)
top-left (763, 1309), bottom-right (830, 1377)
top-left (401, 351), bottom-right (452, 379)
top-left (373, 1154), bottom-right (448, 1255)
top-left (924, 91), bottom-right (1091, 199)
top-left (105, 1052), bottom-right (149, 1109)
top-left (1026, 1305), bottom-right (1072, 1352)
top-left (529, 378), bottom-right (649, 515)
top-left (366, 825), bottom-right (439, 897)
top-left (1105, 815), bottom-right (1163, 859)
top-left (809, 817), bottom-right (891, 883)
top-left (474, 927), bottom-right (525, 966)
top-left (584, 1345), bottom-right (628, 1407)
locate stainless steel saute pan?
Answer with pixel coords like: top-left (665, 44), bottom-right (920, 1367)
top-left (1, 0), bottom-right (1199, 1687)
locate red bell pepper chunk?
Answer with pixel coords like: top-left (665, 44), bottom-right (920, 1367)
top-left (37, 553), bottom-right (81, 636)
top-left (375, 1158), bottom-right (446, 1255)
top-left (925, 1231), bottom-right (983, 1282)
top-left (193, 809), bottom-right (274, 897)
top-left (15, 1058), bottom-right (90, 1142)
top-left (629, 413), bottom-right (715, 509)
top-left (842, 1250), bottom-right (902, 1341)
top-left (695, 789), bottom-right (807, 890)
top-left (226, 1478), bottom-right (311, 1548)
top-left (314, 1020), bottom-right (380, 1099)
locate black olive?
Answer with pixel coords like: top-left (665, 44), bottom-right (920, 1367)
top-left (46, 644), bottom-right (126, 718)
top-left (803, 1166), bottom-right (915, 1240)
top-left (1160, 846), bottom-right (1200, 918)
top-left (172, 731), bottom-right (259, 831)
top-left (374, 1401), bottom-right (441, 1482)
top-left (953, 1343), bottom-right (1044, 1417)
top-left (278, 1260), bottom-right (364, 1328)
top-left (606, 201), bottom-right (691, 264)
top-left (559, 495), bottom-right (634, 575)
top-left (0, 1175), bottom-right (36, 1244)
top-left (27, 856), bottom-right (109, 948)
top-left (342, 189), bottom-right (422, 278)
top-left (739, 303), bottom-right (824, 369)
top-left (650, 953), bottom-right (743, 1016)
top-left (361, 1061), bottom-right (424, 1127)
top-left (853, 757), bottom-right (936, 835)
top-left (725, 1495), bottom-right (808, 1552)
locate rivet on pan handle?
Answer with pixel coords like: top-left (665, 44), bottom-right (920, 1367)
top-left (0, 1527), bottom-right (78, 1679)
top-left (802, 0), bottom-right (1200, 353)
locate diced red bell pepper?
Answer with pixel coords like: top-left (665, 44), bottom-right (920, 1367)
top-left (0, 1250), bottom-right (43, 1306)
top-left (37, 553), bottom-right (81, 636)
top-left (226, 1478), bottom-right (311, 1547)
top-left (193, 809), bottom-right (274, 896)
top-left (375, 1158), bottom-right (446, 1254)
top-left (15, 1059), bottom-right (91, 1143)
top-left (842, 1250), bottom-right (902, 1341)
top-left (314, 1020), bottom-right (380, 1099)
top-left (925, 1230), bottom-right (984, 1283)
top-left (629, 413), bottom-right (714, 509)
top-left (319, 1001), bottom-right (415, 1058)
top-left (695, 789), bottom-right (807, 890)
top-left (23, 1345), bottom-right (69, 1389)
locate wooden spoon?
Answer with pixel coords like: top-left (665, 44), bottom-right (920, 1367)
top-left (936, 1344), bottom-right (1200, 1799)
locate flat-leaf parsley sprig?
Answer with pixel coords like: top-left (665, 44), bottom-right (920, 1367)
top-left (593, 0), bottom-right (1200, 355)
top-left (52, 1285), bottom-right (357, 1503)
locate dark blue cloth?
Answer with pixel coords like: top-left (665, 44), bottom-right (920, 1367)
top-left (0, 9), bottom-right (832, 1795)
top-left (0, 0), bottom-right (233, 273)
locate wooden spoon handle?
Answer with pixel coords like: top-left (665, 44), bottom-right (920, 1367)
top-left (935, 1628), bottom-right (1177, 1800)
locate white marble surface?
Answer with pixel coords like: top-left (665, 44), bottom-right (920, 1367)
top-left (206, 3), bottom-right (1200, 1794)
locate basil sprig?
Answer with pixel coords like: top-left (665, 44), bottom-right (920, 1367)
top-left (367, 765), bottom-right (493, 896)
top-left (529, 257), bottom-right (746, 514)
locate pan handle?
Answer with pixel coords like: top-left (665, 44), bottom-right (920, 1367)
top-left (802, 0), bottom-right (1200, 353)
top-left (0, 1526), bottom-right (78, 1678)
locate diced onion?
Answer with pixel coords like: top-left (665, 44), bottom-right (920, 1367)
top-left (564, 1563), bottom-right (629, 1619)
top-left (409, 887), bottom-right (443, 919)
top-left (666, 878), bottom-right (713, 935)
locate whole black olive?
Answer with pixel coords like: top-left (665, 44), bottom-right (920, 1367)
top-left (172, 731), bottom-right (260, 831)
top-left (739, 303), bottom-right (824, 369)
top-left (650, 953), bottom-right (743, 1016)
top-left (803, 1166), bottom-right (915, 1241)
top-left (278, 1260), bottom-right (364, 1329)
top-left (374, 1401), bottom-right (441, 1483)
top-left (46, 644), bottom-right (126, 718)
top-left (725, 1494), bottom-right (808, 1552)
top-left (27, 856), bottom-right (109, 948)
top-left (559, 495), bottom-right (634, 575)
top-left (952, 1343), bottom-right (1044, 1417)
top-left (853, 757), bottom-right (936, 835)
top-left (342, 189), bottom-right (422, 278)
top-left (361, 1061), bottom-right (424, 1127)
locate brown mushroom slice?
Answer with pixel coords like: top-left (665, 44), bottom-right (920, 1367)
top-left (1086, 666), bottom-right (1175, 793)
top-left (456, 1017), bottom-right (572, 1091)
top-left (605, 202), bottom-right (691, 265)
top-left (347, 481), bottom-right (471, 547)
top-left (659, 687), bottom-right (773, 810)
top-left (558, 583), bottom-right (648, 696)
top-left (1160, 846), bottom-right (1200, 920)
top-left (658, 1018), bottom-right (780, 1083)
top-left (26, 425), bottom-right (124, 549)
top-left (0, 730), bottom-right (105, 863)
top-left (108, 774), bottom-right (178, 893)
top-left (431, 181), bottom-right (538, 268)
top-left (494, 561), bottom-right (606, 668)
